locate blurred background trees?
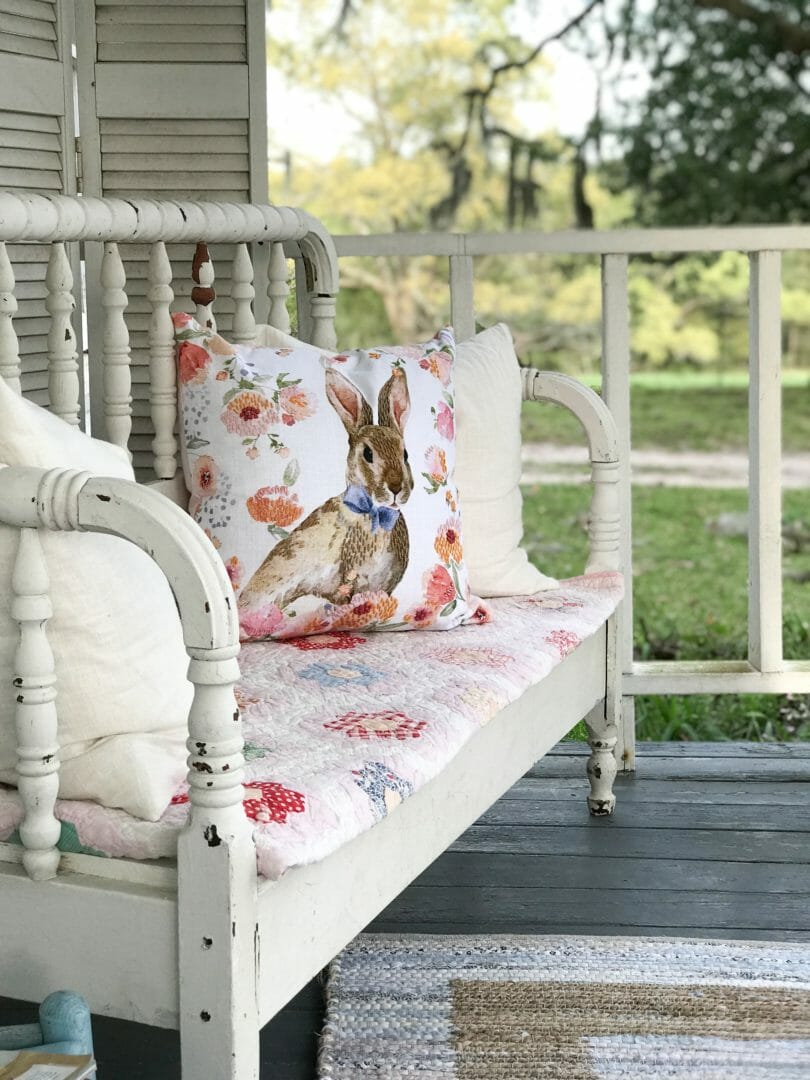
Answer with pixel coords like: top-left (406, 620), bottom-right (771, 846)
top-left (267, 0), bottom-right (809, 368)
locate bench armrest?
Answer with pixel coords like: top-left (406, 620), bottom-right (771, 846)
top-left (521, 369), bottom-right (621, 574)
top-left (0, 466), bottom-right (248, 879)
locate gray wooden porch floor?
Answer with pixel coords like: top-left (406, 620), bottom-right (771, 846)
top-left (3, 741), bottom-right (809, 1077)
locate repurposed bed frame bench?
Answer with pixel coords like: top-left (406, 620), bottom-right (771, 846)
top-left (0, 193), bottom-right (623, 1079)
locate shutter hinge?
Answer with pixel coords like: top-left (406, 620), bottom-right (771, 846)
top-left (75, 137), bottom-right (83, 191)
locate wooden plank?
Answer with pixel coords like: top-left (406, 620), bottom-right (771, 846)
top-left (629, 741), bottom-right (810, 759)
top-left (627, 665), bottom-right (810, 695)
top-left (748, 250), bottom-right (783, 672)
top-left (476, 798), bottom-right (810, 832)
top-left (415, 852), bottom-right (810, 894)
top-left (451, 825), bottom-right (809, 862)
top-left (370, 921), bottom-right (810, 942)
top-left (500, 777), bottom-right (810, 806)
top-left (377, 886), bottom-right (810, 931)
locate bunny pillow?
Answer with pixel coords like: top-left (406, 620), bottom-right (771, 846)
top-left (173, 315), bottom-right (489, 641)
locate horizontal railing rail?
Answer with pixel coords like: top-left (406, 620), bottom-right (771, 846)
top-left (334, 227), bottom-right (810, 764)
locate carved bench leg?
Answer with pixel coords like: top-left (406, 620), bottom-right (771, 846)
top-left (585, 703), bottom-right (618, 816)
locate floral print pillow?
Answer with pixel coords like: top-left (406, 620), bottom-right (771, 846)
top-left (173, 314), bottom-right (489, 641)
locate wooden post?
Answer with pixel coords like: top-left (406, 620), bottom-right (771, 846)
top-left (231, 243), bottom-right (257, 344)
top-left (45, 242), bottom-right (80, 425)
top-left (267, 241), bottom-right (290, 332)
top-left (748, 251), bottom-right (783, 673)
top-left (449, 254), bottom-right (475, 342)
top-left (148, 241), bottom-right (178, 480)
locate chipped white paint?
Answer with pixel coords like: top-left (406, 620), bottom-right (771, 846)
top-left (11, 527), bottom-right (61, 881)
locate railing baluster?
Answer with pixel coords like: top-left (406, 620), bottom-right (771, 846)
top-left (449, 253), bottom-right (475, 342)
top-left (231, 242), bottom-right (257, 343)
top-left (267, 242), bottom-right (291, 332)
top-left (601, 253), bottom-right (635, 770)
top-left (101, 242), bottom-right (132, 456)
top-left (45, 243), bottom-right (80, 425)
top-left (148, 242), bottom-right (178, 480)
top-left (748, 250), bottom-right (783, 673)
top-left (0, 242), bottom-right (21, 393)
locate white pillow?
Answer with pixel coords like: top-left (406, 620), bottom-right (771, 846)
top-left (0, 379), bottom-right (193, 820)
top-left (262, 322), bottom-right (557, 598)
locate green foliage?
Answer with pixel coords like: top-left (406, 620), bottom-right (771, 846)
top-left (522, 481), bottom-right (810, 741)
top-left (602, 0), bottom-right (810, 225)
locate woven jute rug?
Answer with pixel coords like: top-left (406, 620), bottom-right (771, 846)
top-left (318, 934), bottom-right (810, 1079)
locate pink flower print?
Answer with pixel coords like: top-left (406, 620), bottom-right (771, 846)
top-left (278, 385), bottom-right (316, 425)
top-left (221, 390), bottom-right (278, 437)
top-left (225, 555), bottom-right (242, 591)
top-left (239, 601), bottom-right (284, 641)
top-left (191, 455), bottom-right (218, 499)
top-left (469, 602), bottom-right (492, 624)
top-left (289, 633), bottom-right (366, 651)
top-left (545, 629), bottom-right (581, 657)
top-left (171, 311), bottom-right (193, 328)
top-left (435, 401), bottom-right (454, 440)
top-left (424, 445), bottom-right (448, 486)
top-left (424, 564), bottom-right (456, 608)
top-left (246, 446), bottom-right (259, 460)
top-left (242, 781), bottom-right (306, 824)
top-left (178, 341), bottom-right (210, 385)
top-left (324, 710), bottom-right (427, 741)
top-left (216, 370), bottom-right (228, 382)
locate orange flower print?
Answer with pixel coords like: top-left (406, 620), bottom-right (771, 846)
top-left (221, 391), bottom-right (278, 437)
top-left (178, 341), bottom-right (210, 385)
top-left (424, 445), bottom-right (448, 485)
top-left (419, 350), bottom-right (453, 387)
top-left (225, 555), bottom-right (242, 591)
top-left (215, 370), bottom-right (228, 381)
top-left (445, 489), bottom-right (458, 512)
top-left (423, 564), bottom-right (456, 608)
top-left (434, 517), bottom-right (463, 564)
top-left (191, 455), bottom-right (218, 499)
top-left (329, 591), bottom-right (398, 630)
top-left (278, 385), bottom-right (316, 426)
top-left (207, 334), bottom-right (235, 357)
top-left (203, 527), bottom-right (221, 550)
top-left (246, 485), bottom-right (304, 527)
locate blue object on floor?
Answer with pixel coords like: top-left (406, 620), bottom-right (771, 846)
top-left (0, 989), bottom-right (94, 1058)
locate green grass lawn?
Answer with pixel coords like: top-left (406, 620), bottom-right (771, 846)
top-left (521, 483), bottom-right (810, 742)
top-left (521, 374), bottom-right (810, 453)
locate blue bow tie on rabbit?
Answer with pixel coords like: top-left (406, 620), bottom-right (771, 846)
top-left (238, 364), bottom-right (414, 629)
top-left (343, 485), bottom-right (400, 533)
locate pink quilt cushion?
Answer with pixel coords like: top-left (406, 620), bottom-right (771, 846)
top-left (0, 573), bottom-right (622, 879)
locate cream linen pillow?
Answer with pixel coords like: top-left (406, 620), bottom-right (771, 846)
top-left (262, 322), bottom-right (557, 598)
top-left (0, 378), bottom-right (193, 820)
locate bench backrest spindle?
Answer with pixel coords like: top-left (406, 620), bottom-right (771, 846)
top-left (45, 242), bottom-right (80, 426)
top-left (0, 242), bottom-right (21, 394)
top-left (101, 241), bottom-right (133, 457)
top-left (148, 240), bottom-right (179, 481)
top-left (231, 242), bottom-right (257, 344)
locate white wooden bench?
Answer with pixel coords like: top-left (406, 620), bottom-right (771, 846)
top-left (0, 192), bottom-right (624, 1079)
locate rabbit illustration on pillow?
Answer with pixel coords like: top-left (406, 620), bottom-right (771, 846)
top-left (237, 365), bottom-right (413, 624)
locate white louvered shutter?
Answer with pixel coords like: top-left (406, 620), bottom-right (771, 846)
top-left (0, 0), bottom-right (78, 406)
top-left (75, 0), bottom-right (269, 468)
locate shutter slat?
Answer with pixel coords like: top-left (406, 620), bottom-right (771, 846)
top-left (98, 43), bottom-right (247, 63)
top-left (0, 146), bottom-right (63, 170)
top-left (99, 118), bottom-right (247, 135)
top-left (103, 153), bottom-right (249, 171)
top-left (0, 10), bottom-right (57, 39)
top-left (96, 23), bottom-right (245, 43)
top-left (0, 166), bottom-right (62, 188)
top-left (0, 109), bottom-right (59, 133)
top-left (96, 3), bottom-right (244, 20)
top-left (0, 127), bottom-right (61, 151)
top-left (0, 31), bottom-right (57, 58)
top-left (1, 0), bottom-right (57, 19)
top-left (101, 134), bottom-right (247, 153)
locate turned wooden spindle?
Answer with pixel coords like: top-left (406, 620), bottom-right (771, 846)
top-left (0, 242), bottom-right (21, 392)
top-left (267, 241), bottom-right (290, 332)
top-left (45, 243), bottom-right (80, 425)
top-left (148, 241), bottom-right (178, 479)
top-left (101, 241), bottom-right (133, 455)
top-left (231, 243), bottom-right (257, 344)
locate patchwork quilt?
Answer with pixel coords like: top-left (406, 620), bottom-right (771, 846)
top-left (0, 573), bottom-right (622, 879)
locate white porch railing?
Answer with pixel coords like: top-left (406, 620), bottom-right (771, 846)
top-left (334, 227), bottom-right (810, 761)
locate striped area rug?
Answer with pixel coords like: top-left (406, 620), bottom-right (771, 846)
top-left (318, 934), bottom-right (810, 1078)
